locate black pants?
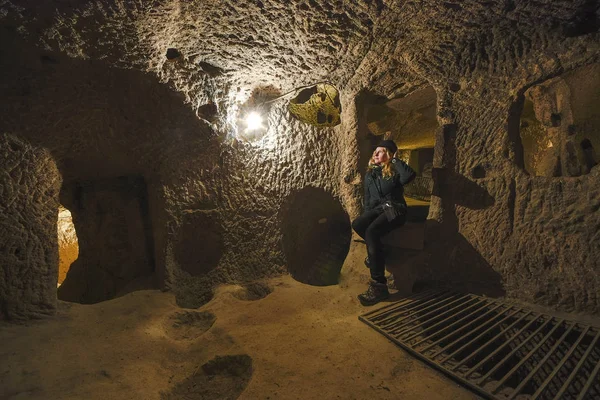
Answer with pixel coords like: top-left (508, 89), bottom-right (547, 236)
top-left (352, 209), bottom-right (406, 284)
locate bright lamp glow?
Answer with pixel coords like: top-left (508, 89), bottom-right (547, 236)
top-left (245, 112), bottom-right (263, 132)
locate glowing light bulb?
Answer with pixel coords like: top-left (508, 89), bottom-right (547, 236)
top-left (245, 112), bottom-right (263, 132)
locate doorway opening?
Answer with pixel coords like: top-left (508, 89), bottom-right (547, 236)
top-left (361, 84), bottom-right (439, 225)
top-left (57, 175), bottom-right (156, 304)
top-left (57, 205), bottom-right (79, 288)
top-left (354, 85), bottom-right (440, 292)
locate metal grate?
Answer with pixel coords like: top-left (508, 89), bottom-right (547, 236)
top-left (359, 290), bottom-right (600, 400)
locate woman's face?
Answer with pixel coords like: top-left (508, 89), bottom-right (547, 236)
top-left (372, 147), bottom-right (390, 165)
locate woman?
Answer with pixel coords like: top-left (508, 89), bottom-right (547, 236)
top-left (352, 140), bottom-right (416, 306)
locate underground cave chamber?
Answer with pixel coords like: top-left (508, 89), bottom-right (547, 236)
top-left (1, 2), bottom-right (600, 400)
top-left (0, 0), bottom-right (598, 327)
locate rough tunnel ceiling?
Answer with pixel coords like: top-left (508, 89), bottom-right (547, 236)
top-left (0, 0), bottom-right (378, 107)
top-left (367, 86), bottom-right (438, 150)
top-left (2, 0), bottom-right (595, 110)
top-left (0, 29), bottom-right (219, 183)
top-left (385, 86), bottom-right (437, 113)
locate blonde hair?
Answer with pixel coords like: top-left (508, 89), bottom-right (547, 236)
top-left (368, 148), bottom-right (395, 178)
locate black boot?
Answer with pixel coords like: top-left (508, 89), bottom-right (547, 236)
top-left (357, 280), bottom-right (390, 306)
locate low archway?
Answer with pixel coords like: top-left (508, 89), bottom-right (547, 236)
top-left (359, 85), bottom-right (439, 221)
top-left (57, 176), bottom-right (156, 304)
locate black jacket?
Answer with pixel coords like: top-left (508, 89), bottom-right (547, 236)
top-left (364, 158), bottom-right (416, 212)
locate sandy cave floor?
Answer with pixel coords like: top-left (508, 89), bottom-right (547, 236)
top-left (0, 245), bottom-right (480, 400)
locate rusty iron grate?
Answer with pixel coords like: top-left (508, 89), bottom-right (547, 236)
top-left (359, 290), bottom-right (600, 400)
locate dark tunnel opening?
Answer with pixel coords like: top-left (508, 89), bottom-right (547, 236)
top-left (356, 85), bottom-right (439, 253)
top-left (58, 175), bottom-right (157, 304)
top-left (358, 85), bottom-right (438, 205)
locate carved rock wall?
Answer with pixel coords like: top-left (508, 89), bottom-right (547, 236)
top-left (423, 46), bottom-right (600, 312)
top-left (0, 0), bottom-right (599, 317)
top-left (0, 134), bottom-right (61, 320)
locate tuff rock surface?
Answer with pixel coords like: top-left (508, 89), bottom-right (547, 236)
top-left (0, 0), bottom-right (599, 319)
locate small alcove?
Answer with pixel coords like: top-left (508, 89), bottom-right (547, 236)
top-left (517, 63), bottom-right (600, 177)
top-left (279, 187), bottom-right (351, 286)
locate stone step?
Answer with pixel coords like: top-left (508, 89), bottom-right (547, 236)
top-left (382, 221), bottom-right (425, 250)
top-left (405, 204), bottom-right (430, 223)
